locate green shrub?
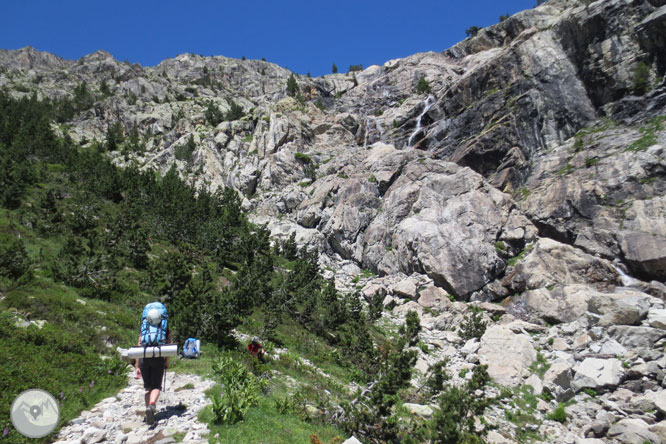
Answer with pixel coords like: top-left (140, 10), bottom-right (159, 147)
top-left (556, 163), bottom-right (574, 175)
top-left (225, 99), bottom-right (245, 121)
top-left (426, 359), bottom-right (450, 395)
top-left (529, 352), bottom-right (551, 378)
top-left (507, 244), bottom-right (533, 267)
top-left (287, 74), bottom-right (299, 97)
top-left (205, 101), bottom-right (224, 126)
top-left (548, 404), bottom-right (567, 423)
top-left (459, 306), bottom-right (487, 341)
top-left (175, 135), bottom-right (196, 162)
top-left (100, 79), bottom-right (111, 97)
top-left (430, 365), bottom-right (490, 443)
top-left (294, 152), bottom-right (313, 164)
top-left (583, 388), bottom-right (596, 397)
top-left (332, 63), bottom-right (338, 74)
top-left (126, 92), bottom-right (138, 105)
top-left (73, 82), bottom-right (94, 110)
top-left (0, 235), bottom-right (31, 280)
top-left (273, 395), bottom-right (296, 414)
top-left (401, 310), bottom-right (421, 347)
top-left (626, 116), bottom-right (665, 152)
top-left (465, 26), bottom-right (480, 37)
top-left (494, 241), bottom-right (506, 254)
top-left (416, 76), bottom-right (431, 94)
top-left (105, 121), bottom-right (124, 152)
top-left (210, 355), bottom-right (266, 424)
top-left (633, 61), bottom-right (650, 95)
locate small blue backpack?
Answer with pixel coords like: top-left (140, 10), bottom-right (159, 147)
top-left (182, 338), bottom-right (201, 358)
top-left (140, 302), bottom-right (168, 346)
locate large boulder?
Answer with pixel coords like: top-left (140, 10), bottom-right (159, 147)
top-left (571, 358), bottom-right (625, 393)
top-left (587, 293), bottom-right (643, 327)
top-left (649, 308), bottom-right (666, 329)
top-left (502, 238), bottom-right (619, 294)
top-left (417, 285), bottom-right (451, 310)
top-left (507, 285), bottom-right (590, 324)
top-left (478, 325), bottom-right (537, 386)
top-left (607, 418), bottom-right (662, 444)
top-left (608, 326), bottom-right (666, 349)
top-left (543, 361), bottom-right (574, 401)
top-left (620, 231), bottom-right (666, 281)
top-left (362, 161), bottom-right (514, 299)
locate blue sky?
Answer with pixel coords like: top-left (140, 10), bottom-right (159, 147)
top-left (1, 0), bottom-right (536, 76)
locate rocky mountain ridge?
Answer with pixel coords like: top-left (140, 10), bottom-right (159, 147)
top-left (2, 0), bottom-right (666, 441)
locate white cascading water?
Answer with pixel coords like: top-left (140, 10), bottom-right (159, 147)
top-left (611, 263), bottom-right (640, 287)
top-left (408, 94), bottom-right (436, 147)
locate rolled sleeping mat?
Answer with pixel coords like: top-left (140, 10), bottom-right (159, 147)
top-left (122, 344), bottom-right (178, 359)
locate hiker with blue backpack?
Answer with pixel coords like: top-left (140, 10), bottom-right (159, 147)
top-left (135, 302), bottom-right (171, 425)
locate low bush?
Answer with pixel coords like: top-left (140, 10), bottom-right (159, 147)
top-left (416, 76), bottom-right (431, 94)
top-left (458, 306), bottom-right (487, 341)
top-left (548, 404), bottom-right (567, 423)
top-left (210, 355), bottom-right (267, 424)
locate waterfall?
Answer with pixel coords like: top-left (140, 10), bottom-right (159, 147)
top-left (408, 95), bottom-right (436, 148)
top-left (611, 263), bottom-right (640, 287)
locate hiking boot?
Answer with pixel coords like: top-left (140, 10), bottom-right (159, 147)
top-left (145, 403), bottom-right (156, 425)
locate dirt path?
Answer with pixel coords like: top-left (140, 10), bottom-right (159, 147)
top-left (53, 371), bottom-right (215, 444)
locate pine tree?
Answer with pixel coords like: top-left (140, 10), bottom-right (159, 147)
top-left (205, 101), bottom-right (224, 126)
top-left (416, 76), bottom-right (431, 94)
top-left (105, 121), bottom-right (124, 151)
top-left (465, 26), bottom-right (480, 37)
top-left (286, 74), bottom-right (299, 97)
top-left (0, 235), bottom-right (31, 280)
top-left (225, 100), bottom-right (245, 121)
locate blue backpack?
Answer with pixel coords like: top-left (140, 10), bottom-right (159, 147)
top-left (182, 338), bottom-right (201, 358)
top-left (140, 302), bottom-right (168, 346)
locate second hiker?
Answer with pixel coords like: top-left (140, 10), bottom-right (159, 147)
top-left (248, 336), bottom-right (266, 361)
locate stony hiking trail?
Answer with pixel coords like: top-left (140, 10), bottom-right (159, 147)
top-left (54, 372), bottom-right (215, 444)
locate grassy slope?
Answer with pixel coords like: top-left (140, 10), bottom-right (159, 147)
top-left (170, 312), bottom-right (353, 443)
top-left (1, 204), bottom-right (353, 443)
top-left (0, 199), bottom-right (142, 443)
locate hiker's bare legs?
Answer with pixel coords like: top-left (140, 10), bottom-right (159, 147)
top-left (144, 389), bottom-right (160, 408)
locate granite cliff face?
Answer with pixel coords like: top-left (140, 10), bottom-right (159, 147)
top-left (3, 0), bottom-right (666, 441)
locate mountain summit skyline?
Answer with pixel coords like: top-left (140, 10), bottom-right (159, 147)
top-left (1, 0), bottom-right (535, 76)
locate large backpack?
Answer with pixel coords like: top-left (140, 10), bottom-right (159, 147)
top-left (181, 338), bottom-right (201, 359)
top-left (140, 302), bottom-right (168, 346)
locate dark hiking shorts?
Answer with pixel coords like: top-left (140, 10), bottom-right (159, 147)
top-left (139, 357), bottom-right (165, 390)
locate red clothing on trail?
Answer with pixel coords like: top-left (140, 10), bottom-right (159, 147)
top-left (248, 342), bottom-right (264, 356)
